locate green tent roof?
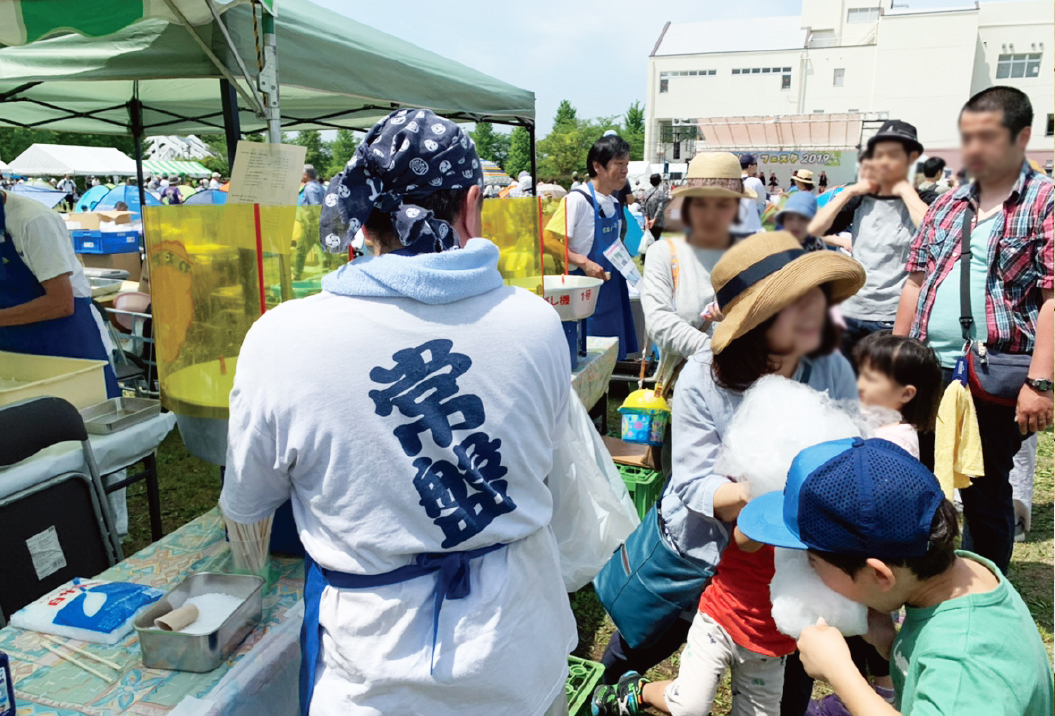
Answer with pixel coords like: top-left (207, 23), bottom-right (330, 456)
top-left (0, 1), bottom-right (534, 136)
top-left (142, 159), bottom-right (212, 178)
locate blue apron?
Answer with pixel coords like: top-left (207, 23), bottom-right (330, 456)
top-left (0, 195), bottom-right (120, 398)
top-left (299, 543), bottom-right (504, 715)
top-left (576, 183), bottom-right (638, 360)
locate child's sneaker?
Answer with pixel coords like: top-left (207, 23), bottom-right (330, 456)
top-left (591, 671), bottom-right (648, 716)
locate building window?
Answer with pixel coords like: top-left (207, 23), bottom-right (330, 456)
top-left (847, 7), bottom-right (880, 23)
top-left (659, 78), bottom-right (668, 93)
top-left (751, 68), bottom-right (761, 74)
top-left (732, 69), bottom-right (740, 75)
top-left (996, 53), bottom-right (1042, 79)
top-left (782, 74), bottom-right (791, 89)
top-left (762, 67), bottom-right (771, 73)
top-left (1047, 114), bottom-right (1054, 137)
top-left (833, 68), bottom-right (845, 86)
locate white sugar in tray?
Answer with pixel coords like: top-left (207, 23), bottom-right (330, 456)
top-left (180, 593), bottom-right (247, 635)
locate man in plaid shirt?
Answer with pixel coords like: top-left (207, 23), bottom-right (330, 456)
top-left (894, 86), bottom-right (1053, 573)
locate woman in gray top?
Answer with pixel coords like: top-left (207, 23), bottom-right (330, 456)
top-left (599, 232), bottom-right (865, 686)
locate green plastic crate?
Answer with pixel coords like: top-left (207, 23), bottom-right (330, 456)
top-left (566, 655), bottom-right (605, 716)
top-left (617, 464), bottom-right (664, 520)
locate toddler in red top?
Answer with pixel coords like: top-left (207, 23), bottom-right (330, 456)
top-left (592, 528), bottom-right (793, 716)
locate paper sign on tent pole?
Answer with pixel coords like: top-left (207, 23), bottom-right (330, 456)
top-left (226, 140), bottom-right (305, 206)
top-left (226, 140), bottom-right (306, 313)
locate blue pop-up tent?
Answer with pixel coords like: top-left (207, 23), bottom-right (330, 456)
top-left (93, 184), bottom-right (161, 216)
top-left (74, 184), bottom-right (111, 212)
top-left (183, 188), bottom-right (228, 205)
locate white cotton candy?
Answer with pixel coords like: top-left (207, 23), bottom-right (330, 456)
top-left (714, 375), bottom-right (869, 638)
top-left (771, 548), bottom-right (868, 638)
top-left (714, 375), bottom-right (863, 499)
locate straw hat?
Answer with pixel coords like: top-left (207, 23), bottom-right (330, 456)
top-left (791, 169), bottom-right (815, 186)
top-left (710, 232), bottom-right (865, 353)
top-left (672, 153), bottom-right (757, 200)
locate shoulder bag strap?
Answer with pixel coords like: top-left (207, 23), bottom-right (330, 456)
top-left (664, 238), bottom-right (679, 292)
top-left (959, 203), bottom-right (976, 347)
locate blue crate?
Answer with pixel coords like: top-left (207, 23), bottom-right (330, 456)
top-left (73, 229), bottom-right (140, 254)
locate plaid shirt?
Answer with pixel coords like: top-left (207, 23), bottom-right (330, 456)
top-left (907, 160), bottom-right (1053, 355)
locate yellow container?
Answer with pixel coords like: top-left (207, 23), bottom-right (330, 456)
top-left (0, 350), bottom-right (108, 410)
top-left (618, 389), bottom-right (672, 447)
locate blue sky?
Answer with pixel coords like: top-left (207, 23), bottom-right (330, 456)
top-left (317, 0), bottom-right (998, 135)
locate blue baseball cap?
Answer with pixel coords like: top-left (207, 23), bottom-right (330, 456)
top-left (775, 191), bottom-right (818, 224)
top-left (739, 153), bottom-right (758, 169)
top-left (738, 437), bottom-right (945, 559)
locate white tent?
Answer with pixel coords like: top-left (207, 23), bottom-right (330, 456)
top-left (7, 143), bottom-right (137, 177)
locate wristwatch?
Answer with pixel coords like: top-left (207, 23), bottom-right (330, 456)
top-left (1025, 377), bottom-right (1054, 393)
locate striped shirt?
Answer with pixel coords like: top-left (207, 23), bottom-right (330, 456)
top-left (906, 160), bottom-right (1053, 355)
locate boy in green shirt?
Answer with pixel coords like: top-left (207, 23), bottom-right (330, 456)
top-left (738, 437), bottom-right (1054, 715)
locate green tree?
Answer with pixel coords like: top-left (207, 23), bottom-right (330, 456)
top-left (553, 100), bottom-right (578, 130)
top-left (326, 129), bottom-right (360, 177)
top-left (505, 126), bottom-right (532, 178)
top-left (536, 115), bottom-right (620, 181)
top-left (623, 101), bottom-right (646, 161)
top-left (294, 129), bottom-right (331, 173)
top-left (468, 122), bottom-right (511, 169)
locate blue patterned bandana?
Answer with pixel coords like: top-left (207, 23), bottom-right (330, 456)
top-left (319, 108), bottom-right (483, 256)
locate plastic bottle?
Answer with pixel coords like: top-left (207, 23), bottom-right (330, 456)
top-left (0, 651), bottom-right (15, 716)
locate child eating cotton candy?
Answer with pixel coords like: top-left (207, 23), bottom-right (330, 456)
top-left (591, 376), bottom-right (869, 716)
top-left (739, 438), bottom-right (1054, 716)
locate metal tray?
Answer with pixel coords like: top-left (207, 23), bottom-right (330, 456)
top-left (134, 572), bottom-right (264, 673)
top-left (80, 397), bottom-right (161, 434)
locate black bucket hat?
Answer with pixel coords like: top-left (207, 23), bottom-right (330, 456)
top-left (866, 119), bottom-right (923, 156)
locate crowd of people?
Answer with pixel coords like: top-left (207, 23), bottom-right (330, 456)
top-left (211, 85), bottom-right (1049, 716)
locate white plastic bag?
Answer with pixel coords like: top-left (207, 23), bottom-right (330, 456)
top-left (549, 393), bottom-right (640, 592)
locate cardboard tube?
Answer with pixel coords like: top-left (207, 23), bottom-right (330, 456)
top-left (154, 604), bottom-right (200, 632)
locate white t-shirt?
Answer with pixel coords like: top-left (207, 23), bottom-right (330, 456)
top-left (743, 174), bottom-right (767, 216)
top-left (220, 287), bottom-right (577, 716)
top-left (2, 191), bottom-right (91, 299)
top-left (209, 179), bottom-right (221, 190)
top-left (565, 184), bottom-right (618, 257)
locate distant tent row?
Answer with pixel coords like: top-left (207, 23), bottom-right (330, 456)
top-left (142, 159), bottom-right (212, 178)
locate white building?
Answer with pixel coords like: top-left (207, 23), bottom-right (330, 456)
top-left (645, 0), bottom-right (1053, 185)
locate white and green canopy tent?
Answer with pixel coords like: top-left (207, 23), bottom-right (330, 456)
top-left (142, 159), bottom-right (212, 178)
top-left (0, 1), bottom-right (536, 142)
top-left (0, 0), bottom-right (538, 204)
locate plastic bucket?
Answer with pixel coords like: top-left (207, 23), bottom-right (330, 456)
top-left (618, 408), bottom-right (670, 446)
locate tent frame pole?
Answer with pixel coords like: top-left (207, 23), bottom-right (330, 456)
top-left (129, 94), bottom-right (147, 210)
top-left (220, 79), bottom-right (241, 169)
top-left (528, 123), bottom-right (537, 196)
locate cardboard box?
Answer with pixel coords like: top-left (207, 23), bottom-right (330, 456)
top-left (78, 251), bottom-right (143, 283)
top-left (66, 211), bottom-right (135, 231)
top-left (602, 435), bottom-right (657, 469)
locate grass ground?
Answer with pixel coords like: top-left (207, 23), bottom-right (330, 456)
top-left (127, 426), bottom-right (1053, 714)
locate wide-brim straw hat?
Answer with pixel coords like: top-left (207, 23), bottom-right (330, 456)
top-left (710, 232), bottom-right (865, 354)
top-left (672, 152), bottom-right (757, 200)
top-left (791, 169), bottom-right (815, 186)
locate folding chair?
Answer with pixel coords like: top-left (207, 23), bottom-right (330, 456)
top-left (0, 397), bottom-right (123, 627)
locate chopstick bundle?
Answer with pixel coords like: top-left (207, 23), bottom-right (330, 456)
top-left (224, 512), bottom-right (274, 575)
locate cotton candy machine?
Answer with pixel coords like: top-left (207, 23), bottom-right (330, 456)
top-left (507, 275), bottom-right (604, 369)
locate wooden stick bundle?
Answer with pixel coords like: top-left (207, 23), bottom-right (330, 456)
top-left (225, 512), bottom-right (273, 575)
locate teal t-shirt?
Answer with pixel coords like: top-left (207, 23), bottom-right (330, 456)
top-left (922, 214), bottom-right (996, 368)
top-left (891, 551), bottom-right (1055, 715)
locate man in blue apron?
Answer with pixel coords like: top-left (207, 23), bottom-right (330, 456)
top-left (556, 134), bottom-right (639, 360)
top-left (0, 191), bottom-right (119, 397)
top-left (220, 110), bottom-right (575, 716)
